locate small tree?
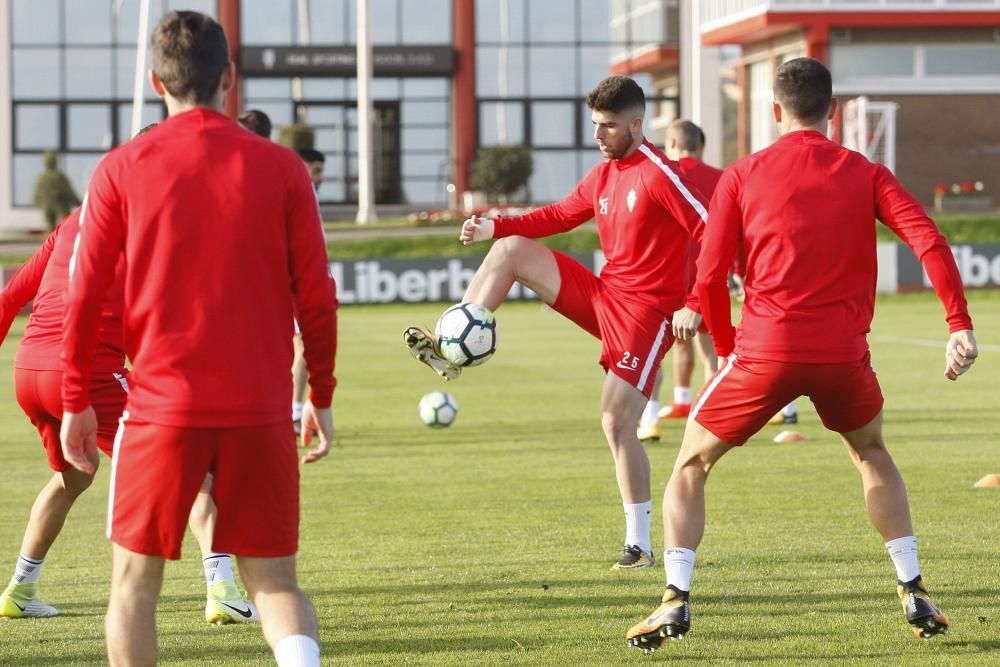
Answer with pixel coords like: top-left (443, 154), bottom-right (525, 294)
top-left (470, 145), bottom-right (533, 204)
top-left (32, 151), bottom-right (79, 231)
top-left (277, 123), bottom-right (315, 151)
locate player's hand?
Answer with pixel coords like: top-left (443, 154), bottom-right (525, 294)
top-left (459, 216), bottom-right (495, 245)
top-left (299, 401), bottom-right (334, 464)
top-left (60, 407), bottom-right (99, 475)
top-left (944, 329), bottom-right (978, 381)
top-left (672, 307), bottom-right (702, 341)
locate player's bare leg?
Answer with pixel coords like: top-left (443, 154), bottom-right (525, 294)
top-left (463, 236), bottom-right (561, 309)
top-left (839, 411), bottom-right (949, 639)
top-left (106, 545), bottom-right (163, 667)
top-left (626, 418), bottom-right (730, 650)
top-left (240, 555), bottom-right (320, 666)
top-left (693, 331), bottom-right (719, 377)
top-left (404, 237), bottom-right (561, 381)
top-left (0, 468), bottom-right (95, 618)
top-left (291, 333), bottom-right (307, 433)
top-left (638, 368), bottom-right (665, 442)
top-left (20, 468), bottom-right (94, 561)
top-left (188, 475), bottom-right (258, 624)
top-left (660, 339), bottom-right (696, 421)
top-left (602, 373), bottom-right (657, 570)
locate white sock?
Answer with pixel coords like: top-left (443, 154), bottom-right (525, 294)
top-left (623, 501), bottom-right (653, 553)
top-left (640, 400), bottom-right (660, 428)
top-left (12, 554), bottom-right (43, 585)
top-left (203, 553), bottom-right (235, 587)
top-left (292, 401), bottom-right (304, 421)
top-left (781, 401), bottom-right (797, 418)
top-left (674, 386), bottom-right (692, 405)
top-left (885, 536), bottom-right (921, 582)
top-left (274, 635), bottom-right (320, 667)
top-left (663, 547), bottom-right (696, 591)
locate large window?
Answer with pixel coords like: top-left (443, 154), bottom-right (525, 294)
top-left (476, 0), bottom-right (673, 202)
top-left (832, 43), bottom-right (1000, 93)
top-left (7, 0), bottom-right (198, 206)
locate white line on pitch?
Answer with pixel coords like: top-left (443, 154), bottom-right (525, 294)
top-left (872, 336), bottom-right (1000, 353)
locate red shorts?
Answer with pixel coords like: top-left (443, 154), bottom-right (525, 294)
top-left (15, 368), bottom-right (129, 472)
top-left (108, 417), bottom-right (299, 559)
top-left (550, 252), bottom-right (674, 398)
top-left (692, 353), bottom-right (884, 446)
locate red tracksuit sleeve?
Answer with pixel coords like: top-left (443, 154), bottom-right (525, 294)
top-left (62, 163), bottom-right (125, 412)
top-left (287, 166), bottom-right (338, 409)
top-left (695, 170), bottom-right (741, 357)
top-left (493, 169), bottom-right (596, 238)
top-left (653, 170), bottom-right (708, 311)
top-left (874, 166), bottom-right (973, 332)
top-left (0, 220), bottom-right (62, 342)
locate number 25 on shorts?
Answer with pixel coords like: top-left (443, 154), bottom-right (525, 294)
top-left (617, 351), bottom-right (640, 371)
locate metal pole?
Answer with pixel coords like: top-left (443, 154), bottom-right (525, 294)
top-left (496, 0), bottom-right (509, 144)
top-left (130, 0), bottom-right (152, 137)
top-left (355, 0), bottom-right (377, 223)
top-left (292, 0), bottom-right (311, 123)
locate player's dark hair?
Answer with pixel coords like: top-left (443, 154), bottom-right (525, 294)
top-left (237, 109), bottom-right (272, 138)
top-left (773, 57), bottom-right (833, 124)
top-left (297, 148), bottom-right (325, 164)
top-left (151, 11), bottom-right (229, 106)
top-left (669, 119), bottom-right (705, 152)
top-left (586, 76), bottom-right (645, 115)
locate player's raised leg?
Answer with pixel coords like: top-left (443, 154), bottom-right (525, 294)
top-left (839, 412), bottom-right (949, 639)
top-left (105, 545), bottom-right (164, 667)
top-left (240, 556), bottom-right (319, 667)
top-left (0, 468), bottom-right (94, 618)
top-left (188, 474), bottom-right (259, 624)
top-left (403, 236), bottom-right (561, 380)
top-left (626, 417), bottom-right (730, 650)
top-left (603, 373), bottom-right (657, 570)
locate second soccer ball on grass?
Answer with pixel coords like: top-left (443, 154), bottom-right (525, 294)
top-left (419, 392), bottom-right (458, 427)
top-left (435, 303), bottom-right (498, 367)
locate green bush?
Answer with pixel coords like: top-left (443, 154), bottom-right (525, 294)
top-left (277, 124), bottom-right (315, 151)
top-left (470, 145), bottom-right (533, 203)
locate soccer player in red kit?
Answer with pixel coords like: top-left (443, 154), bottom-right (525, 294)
top-left (626, 58), bottom-right (977, 651)
top-left (638, 120), bottom-right (721, 442)
top-left (404, 76), bottom-right (709, 570)
top-left (59, 12), bottom-right (337, 667)
top-left (0, 209), bottom-right (126, 618)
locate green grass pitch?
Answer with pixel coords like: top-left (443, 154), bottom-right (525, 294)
top-left (0, 292), bottom-right (997, 665)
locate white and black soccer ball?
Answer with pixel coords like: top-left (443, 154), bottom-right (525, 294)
top-left (435, 303), bottom-right (498, 367)
top-left (418, 391), bottom-right (458, 428)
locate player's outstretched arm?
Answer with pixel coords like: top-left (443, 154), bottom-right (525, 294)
top-left (59, 407), bottom-right (99, 474)
top-left (459, 216), bottom-right (495, 245)
top-left (944, 330), bottom-right (978, 381)
top-left (299, 401), bottom-right (334, 464)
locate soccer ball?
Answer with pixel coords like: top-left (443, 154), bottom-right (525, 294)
top-left (435, 303), bottom-right (498, 367)
top-left (418, 391), bottom-right (458, 428)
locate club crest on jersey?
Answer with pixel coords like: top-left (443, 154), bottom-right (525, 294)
top-left (599, 196), bottom-right (609, 215)
top-left (626, 188), bottom-right (637, 212)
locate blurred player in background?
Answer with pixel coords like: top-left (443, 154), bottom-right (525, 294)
top-left (626, 57), bottom-right (977, 652)
top-left (293, 148), bottom-right (327, 433)
top-left (638, 120), bottom-right (720, 442)
top-left (238, 108), bottom-right (272, 139)
top-left (60, 12), bottom-right (337, 667)
top-left (404, 76), bottom-right (709, 571)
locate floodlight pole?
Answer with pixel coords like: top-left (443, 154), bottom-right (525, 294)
top-left (129, 0), bottom-right (151, 138)
top-left (292, 0), bottom-right (311, 123)
top-left (355, 0), bottom-right (377, 223)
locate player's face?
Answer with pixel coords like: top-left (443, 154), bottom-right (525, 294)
top-left (306, 161), bottom-right (325, 190)
top-left (592, 110), bottom-right (636, 160)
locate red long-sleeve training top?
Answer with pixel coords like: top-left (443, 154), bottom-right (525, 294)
top-left (677, 156), bottom-right (723, 291)
top-left (493, 140), bottom-right (709, 315)
top-left (0, 209), bottom-right (125, 372)
top-left (62, 108), bottom-right (338, 427)
top-left (696, 130), bottom-right (972, 361)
